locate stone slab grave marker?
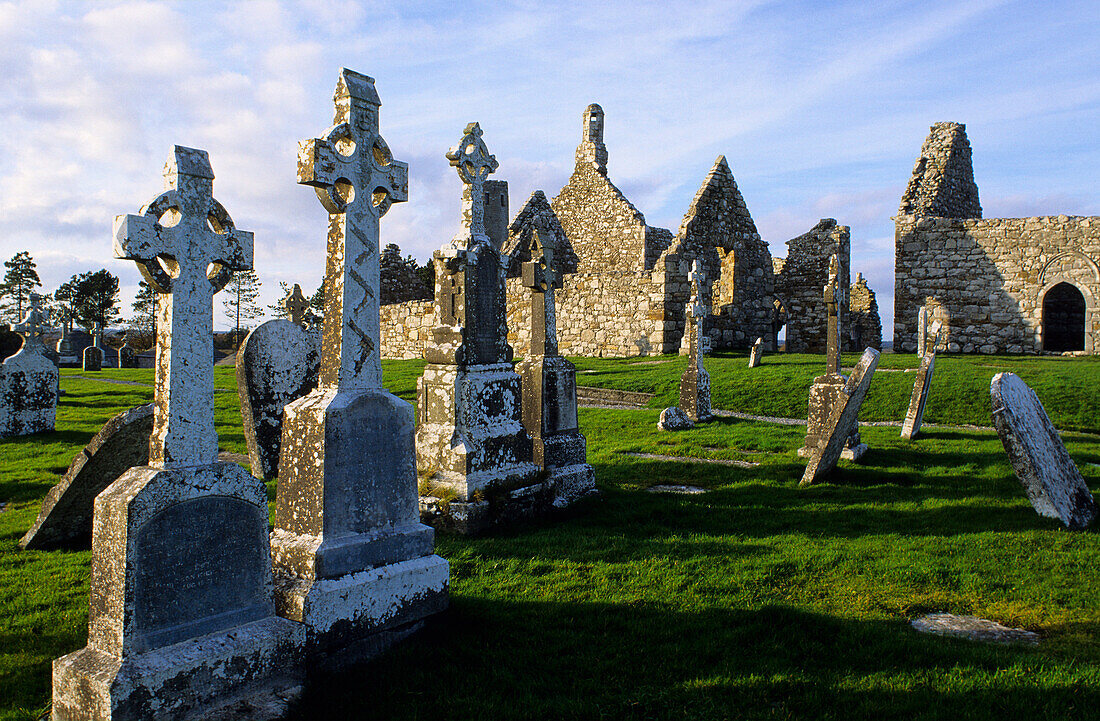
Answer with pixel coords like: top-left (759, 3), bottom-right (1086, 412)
top-left (798, 254), bottom-right (867, 461)
top-left (800, 347), bottom-right (880, 486)
top-left (118, 333), bottom-right (137, 368)
top-left (21, 404), bottom-right (153, 550)
top-left (748, 336), bottom-right (764, 367)
top-left (51, 146), bottom-right (304, 721)
top-left (677, 258), bottom-right (713, 423)
top-left (82, 322), bottom-right (104, 371)
top-left (515, 223), bottom-right (596, 507)
top-left (1, 295), bottom-right (59, 438)
top-left (917, 304), bottom-right (928, 357)
top-left (237, 283), bottom-right (320, 479)
top-left (416, 121), bottom-right (539, 533)
top-left (990, 372), bottom-right (1097, 529)
top-left (272, 69), bottom-right (448, 661)
top-left (901, 321), bottom-right (942, 440)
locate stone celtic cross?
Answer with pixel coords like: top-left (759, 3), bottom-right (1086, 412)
top-left (688, 259), bottom-right (706, 318)
top-left (10, 295), bottom-right (54, 355)
top-left (114, 146), bottom-right (254, 468)
top-left (824, 254), bottom-right (841, 375)
top-left (92, 321), bottom-right (102, 348)
top-left (284, 284), bottom-right (309, 327)
top-left (298, 68), bottom-right (408, 391)
top-left (522, 227), bottom-right (563, 357)
top-left (446, 122), bottom-right (498, 247)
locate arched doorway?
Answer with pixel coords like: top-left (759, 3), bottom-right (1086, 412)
top-left (1042, 282), bottom-right (1086, 352)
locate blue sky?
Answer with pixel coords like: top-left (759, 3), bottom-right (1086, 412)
top-left (1, 0), bottom-right (1097, 331)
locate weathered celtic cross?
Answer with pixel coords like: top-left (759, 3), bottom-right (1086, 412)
top-left (92, 321), bottom-right (102, 349)
top-left (10, 295), bottom-right (54, 354)
top-left (298, 68), bottom-right (408, 391)
top-left (522, 226), bottom-right (563, 357)
top-left (446, 122), bottom-right (498, 248)
top-left (284, 283), bottom-right (309, 327)
top-left (824, 254), bottom-right (842, 375)
top-left (687, 259), bottom-right (707, 361)
top-left (114, 146), bottom-right (254, 467)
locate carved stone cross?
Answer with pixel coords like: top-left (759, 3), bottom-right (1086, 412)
top-left (445, 122), bottom-right (498, 247)
top-left (688, 259), bottom-right (706, 319)
top-left (284, 284), bottom-right (309, 327)
top-left (824, 254), bottom-right (841, 375)
top-left (10, 295), bottom-right (53, 355)
top-left (92, 321), bottom-right (102, 348)
top-left (522, 227), bottom-right (563, 357)
top-left (114, 146), bottom-right (254, 468)
top-left (298, 68), bottom-right (408, 391)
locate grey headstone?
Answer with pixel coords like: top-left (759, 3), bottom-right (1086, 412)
top-left (748, 337), bottom-right (764, 368)
top-left (901, 352), bottom-right (936, 440)
top-left (801, 348), bottom-right (880, 486)
top-left (82, 345), bottom-right (103, 372)
top-left (2, 298), bottom-right (59, 437)
top-left (658, 406), bottom-right (694, 431)
top-left (236, 319), bottom-right (320, 479)
top-left (20, 404), bottom-right (153, 550)
top-left (990, 372), bottom-right (1097, 529)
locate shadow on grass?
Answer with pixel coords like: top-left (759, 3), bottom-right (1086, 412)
top-left (289, 600), bottom-right (1092, 721)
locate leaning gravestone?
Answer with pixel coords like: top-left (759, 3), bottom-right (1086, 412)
top-left (236, 284), bottom-right (320, 479)
top-left (800, 348), bottom-right (880, 486)
top-left (52, 146), bottom-right (303, 721)
top-left (990, 372), bottom-right (1097, 529)
top-left (21, 404), bottom-right (153, 550)
top-left (748, 337), bottom-right (764, 368)
top-left (0, 297), bottom-right (59, 438)
top-left (901, 322), bottom-right (942, 440)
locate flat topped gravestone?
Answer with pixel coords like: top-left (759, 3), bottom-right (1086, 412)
top-left (800, 347), bottom-right (880, 486)
top-left (236, 284), bottom-right (320, 480)
top-left (1, 296), bottom-right (59, 438)
top-left (901, 322), bottom-right (941, 440)
top-left (990, 372), bottom-right (1097, 529)
top-left (52, 146), bottom-right (303, 721)
top-left (21, 404), bottom-right (153, 550)
top-left (748, 337), bottom-right (764, 368)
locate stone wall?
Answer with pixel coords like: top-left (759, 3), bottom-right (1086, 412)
top-left (894, 122), bottom-right (1100, 354)
top-left (849, 272), bottom-right (882, 350)
top-left (380, 300), bottom-right (434, 359)
top-left (774, 219), bottom-right (851, 353)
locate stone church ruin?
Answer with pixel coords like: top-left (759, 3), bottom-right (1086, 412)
top-left (894, 122), bottom-right (1100, 354)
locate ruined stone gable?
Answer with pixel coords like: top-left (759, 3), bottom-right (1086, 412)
top-left (774, 219), bottom-right (851, 353)
top-left (895, 122), bottom-right (1100, 354)
top-left (849, 273), bottom-right (882, 351)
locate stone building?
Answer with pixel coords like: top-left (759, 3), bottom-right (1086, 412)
top-left (894, 122), bottom-right (1100, 354)
top-left (849, 273), bottom-right (883, 351)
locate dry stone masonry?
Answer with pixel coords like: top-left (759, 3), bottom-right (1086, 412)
top-left (775, 220), bottom-right (851, 353)
top-left (990, 372), bottom-right (1097, 529)
top-left (895, 122), bottom-right (1100, 354)
top-left (1, 296), bottom-right (59, 438)
top-left (271, 69), bottom-right (448, 663)
top-left (849, 273), bottom-right (882, 351)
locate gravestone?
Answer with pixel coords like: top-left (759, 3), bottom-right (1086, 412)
top-left (800, 348), bottom-right (880, 486)
top-left (416, 121), bottom-right (539, 533)
top-left (56, 317), bottom-right (78, 366)
top-left (798, 255), bottom-right (866, 461)
top-left (990, 372), bottom-right (1097, 529)
top-left (0, 296), bottom-right (59, 438)
top-left (901, 322), bottom-right (942, 440)
top-left (658, 406), bottom-right (694, 430)
top-left (82, 322), bottom-right (104, 371)
top-left (272, 69), bottom-right (448, 661)
top-left (118, 334), bottom-right (137, 368)
top-left (515, 225), bottom-right (595, 508)
top-left (52, 146), bottom-right (303, 721)
top-left (748, 337), bottom-right (764, 367)
top-left (917, 305), bottom-right (928, 357)
top-left (21, 404), bottom-right (153, 550)
top-left (678, 259), bottom-right (712, 423)
top-left (236, 284), bottom-right (320, 479)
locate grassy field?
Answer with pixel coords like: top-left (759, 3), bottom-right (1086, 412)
top-left (1, 354), bottom-right (1098, 720)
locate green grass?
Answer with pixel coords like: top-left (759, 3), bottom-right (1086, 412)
top-left (1, 357), bottom-right (1099, 720)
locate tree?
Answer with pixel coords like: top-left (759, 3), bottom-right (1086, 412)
top-left (1, 251), bottom-right (42, 322)
top-left (54, 279), bottom-right (78, 332)
top-left (417, 258), bottom-right (435, 296)
top-left (267, 281), bottom-right (291, 320)
top-left (309, 277), bottom-right (325, 318)
top-left (222, 269), bottom-right (263, 344)
top-left (70, 269), bottom-right (122, 331)
top-left (130, 279), bottom-right (156, 337)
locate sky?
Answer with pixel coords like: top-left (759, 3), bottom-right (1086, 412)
top-left (1, 0), bottom-right (1097, 332)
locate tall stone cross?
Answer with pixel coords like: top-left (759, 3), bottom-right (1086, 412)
top-left (446, 122), bottom-right (498, 248)
top-left (10, 295), bottom-right (53, 355)
top-left (824, 254), bottom-right (842, 375)
top-left (522, 227), bottom-right (563, 357)
top-left (298, 68), bottom-right (408, 390)
top-left (284, 283), bottom-right (309, 327)
top-left (114, 146), bottom-right (254, 468)
top-left (688, 259), bottom-right (707, 319)
top-left (686, 259), bottom-right (707, 363)
top-left (92, 321), bottom-right (102, 348)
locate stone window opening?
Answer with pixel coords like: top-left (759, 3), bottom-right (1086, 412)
top-left (1042, 282), bottom-right (1086, 352)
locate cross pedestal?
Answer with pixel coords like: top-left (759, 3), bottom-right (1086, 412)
top-left (270, 69), bottom-right (447, 663)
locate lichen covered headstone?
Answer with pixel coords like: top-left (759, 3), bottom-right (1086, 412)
top-left (748, 336), bottom-right (764, 368)
top-left (51, 146), bottom-right (303, 721)
top-left (901, 322), bottom-right (941, 440)
top-left (990, 372), bottom-right (1097, 529)
top-left (800, 348), bottom-right (880, 486)
top-left (0, 296), bottom-right (59, 438)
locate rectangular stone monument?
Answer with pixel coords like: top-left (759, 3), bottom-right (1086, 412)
top-left (678, 259), bottom-right (713, 423)
top-left (416, 122), bottom-right (539, 534)
top-left (52, 146), bottom-right (304, 721)
top-left (748, 337), bottom-right (764, 367)
top-left (0, 296), bottom-right (59, 438)
top-left (800, 348), bottom-right (880, 486)
top-left (271, 69), bottom-right (448, 662)
top-left (916, 304), bottom-right (928, 356)
top-left (901, 322), bottom-right (941, 440)
top-left (991, 372), bottom-right (1097, 529)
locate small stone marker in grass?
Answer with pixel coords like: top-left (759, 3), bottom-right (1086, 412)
top-left (647, 484), bottom-right (707, 494)
top-left (748, 336), bottom-right (763, 367)
top-left (800, 347), bottom-right (880, 486)
top-left (1, 295), bottom-right (58, 438)
top-left (20, 403), bottom-right (153, 550)
top-left (236, 284), bottom-right (320, 479)
top-left (901, 322), bottom-right (941, 440)
top-left (990, 372), bottom-right (1097, 529)
top-left (912, 613), bottom-right (1039, 645)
